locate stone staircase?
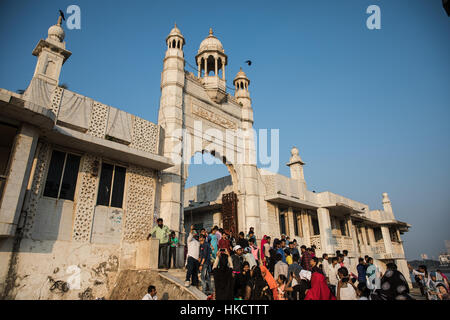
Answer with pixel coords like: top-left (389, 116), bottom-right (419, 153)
top-left (161, 268), bottom-right (208, 300)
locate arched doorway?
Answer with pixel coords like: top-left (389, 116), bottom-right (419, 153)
top-left (183, 151), bottom-right (239, 239)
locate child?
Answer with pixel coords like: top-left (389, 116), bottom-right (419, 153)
top-left (168, 231), bottom-right (178, 269)
top-left (284, 249), bottom-right (293, 265)
top-left (142, 285), bottom-right (158, 300)
top-left (276, 274), bottom-right (288, 300)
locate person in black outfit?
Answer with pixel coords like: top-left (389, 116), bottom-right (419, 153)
top-left (237, 232), bottom-right (249, 250)
top-left (212, 250), bottom-right (234, 300)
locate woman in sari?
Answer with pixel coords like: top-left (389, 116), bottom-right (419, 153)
top-left (260, 265), bottom-right (279, 300)
top-left (209, 228), bottom-right (218, 259)
top-left (260, 235), bottom-right (268, 266)
top-left (304, 271), bottom-right (336, 300)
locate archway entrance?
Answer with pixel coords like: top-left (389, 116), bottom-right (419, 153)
top-left (183, 151), bottom-right (239, 239)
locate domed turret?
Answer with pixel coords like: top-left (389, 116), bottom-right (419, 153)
top-left (198, 28), bottom-right (225, 54)
top-left (166, 23), bottom-right (185, 51)
top-left (233, 67), bottom-right (250, 94)
top-left (46, 16), bottom-right (65, 46)
top-left (195, 28), bottom-right (227, 103)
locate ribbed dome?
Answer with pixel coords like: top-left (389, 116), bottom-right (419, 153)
top-left (233, 68), bottom-right (249, 85)
top-left (169, 23), bottom-right (183, 37)
top-left (48, 23), bottom-right (65, 42)
top-left (198, 28), bottom-right (224, 54)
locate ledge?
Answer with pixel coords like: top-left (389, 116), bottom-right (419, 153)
top-left (265, 194), bottom-right (319, 209)
top-left (45, 125), bottom-right (173, 171)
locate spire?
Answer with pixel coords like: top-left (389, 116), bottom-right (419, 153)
top-left (209, 27), bottom-right (213, 36)
top-left (287, 147), bottom-right (307, 190)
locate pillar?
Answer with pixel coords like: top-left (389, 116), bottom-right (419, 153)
top-left (381, 225), bottom-right (394, 256)
top-left (0, 124), bottom-right (39, 236)
top-left (222, 59), bottom-right (225, 80)
top-left (214, 57), bottom-right (218, 77)
top-left (301, 210), bottom-right (311, 247)
top-left (287, 207), bottom-right (296, 239)
top-left (347, 216), bottom-right (359, 256)
top-left (317, 207), bottom-right (333, 254)
top-left (397, 258), bottom-right (413, 288)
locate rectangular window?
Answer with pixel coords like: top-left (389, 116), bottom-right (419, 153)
top-left (365, 227), bottom-right (371, 245)
top-left (279, 213), bottom-right (286, 235)
top-left (97, 162), bottom-right (126, 208)
top-left (339, 219), bottom-right (348, 236)
top-left (390, 228), bottom-right (399, 242)
top-left (293, 210), bottom-right (303, 237)
top-left (43, 150), bottom-right (81, 200)
top-left (374, 227), bottom-right (383, 242)
top-left (311, 217), bottom-right (320, 236)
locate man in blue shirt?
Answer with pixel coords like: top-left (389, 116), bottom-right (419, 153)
top-left (199, 234), bottom-right (212, 295)
top-left (357, 257), bottom-right (367, 285)
top-left (277, 239), bottom-right (287, 263)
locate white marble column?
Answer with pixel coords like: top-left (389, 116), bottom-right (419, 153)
top-left (0, 124), bottom-right (39, 236)
top-left (381, 225), bottom-right (394, 255)
top-left (317, 207), bottom-right (332, 254)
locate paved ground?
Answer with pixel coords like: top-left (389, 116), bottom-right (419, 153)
top-left (410, 287), bottom-right (426, 300)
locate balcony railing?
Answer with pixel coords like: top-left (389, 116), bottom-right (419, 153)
top-left (373, 241), bottom-right (386, 254)
top-left (333, 235), bottom-right (354, 252)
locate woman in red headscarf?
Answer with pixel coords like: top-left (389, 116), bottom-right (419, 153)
top-left (305, 272), bottom-right (336, 300)
top-left (260, 235), bottom-right (268, 267)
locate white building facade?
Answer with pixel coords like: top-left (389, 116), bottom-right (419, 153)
top-left (0, 18), bottom-right (412, 299)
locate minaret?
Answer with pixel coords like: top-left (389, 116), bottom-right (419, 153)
top-left (287, 147), bottom-right (307, 196)
top-left (157, 24), bottom-right (186, 265)
top-left (31, 15), bottom-right (71, 85)
top-left (382, 192), bottom-right (395, 220)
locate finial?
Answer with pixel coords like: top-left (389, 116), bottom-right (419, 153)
top-left (57, 15), bottom-right (62, 26)
top-left (209, 28), bottom-right (213, 35)
top-left (174, 22), bottom-right (177, 28)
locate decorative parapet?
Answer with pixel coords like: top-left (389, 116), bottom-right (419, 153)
top-left (21, 78), bottom-right (163, 157)
top-left (310, 235), bottom-right (322, 251)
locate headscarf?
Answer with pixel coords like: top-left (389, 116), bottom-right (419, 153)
top-left (248, 267), bottom-right (271, 300)
top-left (260, 265), bottom-right (277, 290)
top-left (260, 235), bottom-right (268, 266)
top-left (377, 269), bottom-right (413, 300)
top-left (213, 255), bottom-right (234, 300)
top-left (304, 272), bottom-right (336, 300)
top-left (300, 270), bottom-right (312, 281)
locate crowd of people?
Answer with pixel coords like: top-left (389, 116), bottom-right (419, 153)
top-left (147, 219), bottom-right (450, 301)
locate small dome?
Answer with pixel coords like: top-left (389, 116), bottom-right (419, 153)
top-left (169, 23), bottom-right (183, 37)
top-left (233, 68), bottom-right (250, 85)
top-left (198, 28), bottom-right (224, 54)
top-left (48, 23), bottom-right (65, 42)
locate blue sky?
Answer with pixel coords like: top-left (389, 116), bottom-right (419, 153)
top-left (0, 0), bottom-right (449, 260)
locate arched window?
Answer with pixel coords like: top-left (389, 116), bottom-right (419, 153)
top-left (172, 39), bottom-right (176, 48)
top-left (207, 55), bottom-right (215, 76)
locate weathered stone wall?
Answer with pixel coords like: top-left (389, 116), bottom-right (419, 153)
top-left (1, 138), bottom-right (159, 299)
top-left (109, 270), bottom-right (195, 300)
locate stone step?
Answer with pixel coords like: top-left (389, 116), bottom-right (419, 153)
top-left (159, 271), bottom-right (208, 300)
